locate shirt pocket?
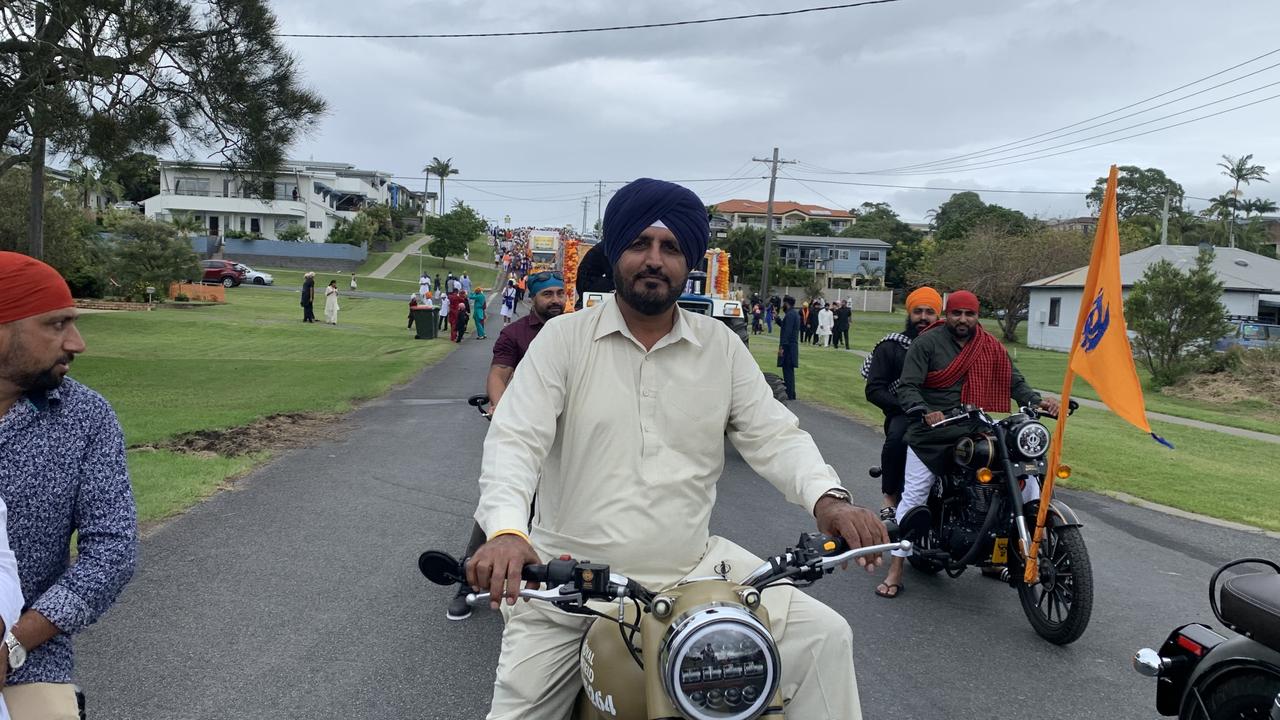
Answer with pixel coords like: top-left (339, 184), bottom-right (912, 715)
top-left (660, 383), bottom-right (730, 456)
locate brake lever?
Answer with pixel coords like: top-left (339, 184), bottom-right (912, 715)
top-left (467, 586), bottom-right (582, 607)
top-left (817, 540), bottom-right (912, 572)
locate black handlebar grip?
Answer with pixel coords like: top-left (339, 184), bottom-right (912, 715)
top-left (520, 564), bottom-right (549, 584)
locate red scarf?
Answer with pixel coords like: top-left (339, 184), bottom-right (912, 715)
top-left (922, 322), bottom-right (1012, 413)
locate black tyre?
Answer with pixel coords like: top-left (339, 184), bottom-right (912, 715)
top-left (761, 372), bottom-right (789, 402)
top-left (253, 277), bottom-right (265, 285)
top-left (1016, 525), bottom-right (1093, 645)
top-left (719, 316), bottom-right (749, 347)
top-left (222, 276), bottom-right (235, 288)
top-left (1185, 669), bottom-right (1280, 720)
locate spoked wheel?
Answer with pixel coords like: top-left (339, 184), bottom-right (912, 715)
top-left (1016, 525), bottom-right (1093, 644)
top-left (1183, 670), bottom-right (1280, 720)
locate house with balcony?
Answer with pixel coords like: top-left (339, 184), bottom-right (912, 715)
top-left (714, 199), bottom-right (856, 234)
top-left (774, 234), bottom-right (890, 288)
top-left (142, 159), bottom-right (396, 242)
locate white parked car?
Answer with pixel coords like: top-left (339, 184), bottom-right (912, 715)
top-left (234, 264), bottom-right (274, 285)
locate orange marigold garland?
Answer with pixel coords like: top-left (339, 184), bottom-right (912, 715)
top-left (715, 250), bottom-right (731, 297)
top-left (562, 237), bottom-right (580, 313)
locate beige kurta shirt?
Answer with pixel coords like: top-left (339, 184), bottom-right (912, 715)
top-left (475, 298), bottom-right (843, 588)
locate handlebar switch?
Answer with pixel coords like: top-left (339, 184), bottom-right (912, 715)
top-left (574, 562), bottom-right (611, 596)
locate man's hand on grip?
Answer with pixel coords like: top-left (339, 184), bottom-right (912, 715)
top-left (465, 534), bottom-right (540, 610)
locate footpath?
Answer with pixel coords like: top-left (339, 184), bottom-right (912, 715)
top-left (368, 236), bottom-right (433, 278)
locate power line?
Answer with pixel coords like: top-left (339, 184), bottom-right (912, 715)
top-left (857, 46), bottom-right (1280, 174)
top-left (841, 59), bottom-right (1280, 174)
top-left (880, 90), bottom-right (1280, 175)
top-left (784, 175), bottom-right (1086, 195)
top-left (277, 0), bottom-right (902, 39)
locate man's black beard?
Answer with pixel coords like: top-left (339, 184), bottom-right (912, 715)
top-left (534, 303), bottom-right (564, 321)
top-left (615, 268), bottom-right (683, 316)
top-left (904, 317), bottom-right (921, 339)
top-left (5, 361), bottom-right (68, 394)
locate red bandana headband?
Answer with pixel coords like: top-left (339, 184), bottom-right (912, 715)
top-left (0, 251), bottom-right (75, 324)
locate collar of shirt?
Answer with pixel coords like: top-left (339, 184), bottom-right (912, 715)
top-left (592, 296), bottom-right (703, 351)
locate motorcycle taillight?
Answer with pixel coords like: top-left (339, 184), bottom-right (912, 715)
top-left (1175, 633), bottom-right (1208, 657)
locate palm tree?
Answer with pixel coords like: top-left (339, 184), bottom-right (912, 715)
top-left (423, 157), bottom-right (459, 216)
top-left (168, 212), bottom-right (203, 240)
top-left (1240, 197), bottom-right (1279, 217)
top-left (1217, 154), bottom-right (1270, 247)
top-left (68, 162), bottom-right (121, 211)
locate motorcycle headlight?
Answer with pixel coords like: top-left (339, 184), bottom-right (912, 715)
top-left (1014, 422), bottom-right (1050, 459)
top-left (659, 605), bottom-right (780, 720)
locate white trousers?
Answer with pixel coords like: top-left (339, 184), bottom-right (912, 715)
top-left (894, 448), bottom-right (1041, 558)
top-left (486, 536), bottom-right (862, 720)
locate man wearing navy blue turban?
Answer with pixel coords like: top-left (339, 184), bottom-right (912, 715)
top-left (599, 177), bottom-right (710, 317)
top-left (468, 177), bottom-right (883, 720)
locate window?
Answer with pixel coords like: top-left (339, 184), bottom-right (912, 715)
top-left (239, 217), bottom-right (246, 231)
top-left (250, 218), bottom-right (261, 233)
top-left (1048, 297), bottom-right (1061, 327)
top-left (309, 221), bottom-right (323, 229)
top-left (174, 177), bottom-right (209, 196)
top-left (859, 250), bottom-right (881, 262)
top-left (835, 249), bottom-right (850, 260)
top-left (274, 218), bottom-right (295, 233)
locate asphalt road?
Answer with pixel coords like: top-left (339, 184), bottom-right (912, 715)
top-left (75, 310), bottom-right (1280, 720)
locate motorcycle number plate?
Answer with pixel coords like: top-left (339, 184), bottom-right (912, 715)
top-left (991, 538), bottom-right (1008, 564)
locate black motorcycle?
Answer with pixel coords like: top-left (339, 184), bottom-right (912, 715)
top-left (1134, 558), bottom-right (1280, 719)
top-left (882, 402), bottom-right (1094, 645)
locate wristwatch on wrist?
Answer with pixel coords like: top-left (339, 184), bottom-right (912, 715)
top-left (819, 487), bottom-right (853, 505)
top-left (4, 631), bottom-right (26, 670)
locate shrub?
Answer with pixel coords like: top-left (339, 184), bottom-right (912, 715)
top-left (109, 219), bottom-right (202, 302)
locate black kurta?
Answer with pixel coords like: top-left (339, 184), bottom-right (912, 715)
top-left (896, 327), bottom-right (1040, 474)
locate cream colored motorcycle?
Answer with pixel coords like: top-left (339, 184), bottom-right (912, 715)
top-left (419, 526), bottom-right (907, 719)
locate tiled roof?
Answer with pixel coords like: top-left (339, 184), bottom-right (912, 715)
top-left (714, 199), bottom-right (853, 219)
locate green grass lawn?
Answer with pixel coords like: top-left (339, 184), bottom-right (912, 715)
top-left (256, 267), bottom-right (419, 296)
top-left (384, 252), bottom-right (498, 289)
top-left (71, 291), bottom-right (456, 523)
top-left (747, 332), bottom-right (1280, 530)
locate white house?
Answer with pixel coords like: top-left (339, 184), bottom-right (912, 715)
top-left (143, 159), bottom-right (408, 242)
top-left (1024, 244), bottom-right (1280, 351)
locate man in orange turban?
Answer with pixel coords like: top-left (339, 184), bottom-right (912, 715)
top-left (858, 286), bottom-right (942, 598)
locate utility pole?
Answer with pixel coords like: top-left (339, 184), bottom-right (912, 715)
top-left (1159, 193), bottom-right (1170, 246)
top-left (581, 196), bottom-right (589, 234)
top-left (752, 147), bottom-right (796, 297)
top-left (596, 181), bottom-right (604, 235)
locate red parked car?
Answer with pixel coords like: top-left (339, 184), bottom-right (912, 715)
top-left (200, 259), bottom-right (245, 288)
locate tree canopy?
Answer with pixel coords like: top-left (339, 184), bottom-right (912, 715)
top-left (1086, 166), bottom-right (1185, 219)
top-left (914, 223), bottom-right (1091, 341)
top-left (932, 192), bottom-right (1036, 243)
top-left (1126, 251), bottom-right (1230, 386)
top-left (426, 201), bottom-right (486, 267)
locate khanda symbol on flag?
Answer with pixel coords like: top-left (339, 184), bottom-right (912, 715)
top-left (1025, 165), bottom-right (1171, 585)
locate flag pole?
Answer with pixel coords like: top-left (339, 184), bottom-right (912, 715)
top-left (1023, 164), bottom-right (1118, 584)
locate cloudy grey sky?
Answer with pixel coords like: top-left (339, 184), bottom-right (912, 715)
top-left (271, 0), bottom-right (1280, 227)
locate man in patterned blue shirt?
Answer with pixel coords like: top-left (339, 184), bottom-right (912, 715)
top-left (0, 252), bottom-right (138, 719)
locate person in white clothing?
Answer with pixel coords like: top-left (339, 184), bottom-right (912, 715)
top-left (817, 303), bottom-right (834, 347)
top-left (418, 272), bottom-right (432, 299)
top-left (467, 178), bottom-right (887, 720)
top-left (323, 280), bottom-right (340, 324)
top-left (0, 498), bottom-right (23, 720)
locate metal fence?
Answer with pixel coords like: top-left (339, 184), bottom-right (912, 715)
top-left (731, 285), bottom-right (895, 312)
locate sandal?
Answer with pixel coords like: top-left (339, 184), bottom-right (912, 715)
top-left (878, 506), bottom-right (896, 522)
top-left (875, 582), bottom-right (904, 599)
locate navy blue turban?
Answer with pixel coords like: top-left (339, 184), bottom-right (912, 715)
top-left (602, 178), bottom-right (709, 272)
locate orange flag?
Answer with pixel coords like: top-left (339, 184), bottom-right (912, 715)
top-left (1066, 165), bottom-right (1166, 442)
top-left (1026, 165), bottom-right (1169, 584)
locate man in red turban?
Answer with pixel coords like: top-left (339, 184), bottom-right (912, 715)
top-left (882, 289), bottom-right (1058, 597)
top-left (0, 252), bottom-right (139, 717)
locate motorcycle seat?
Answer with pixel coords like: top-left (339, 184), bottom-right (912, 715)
top-left (1220, 570), bottom-right (1280, 652)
